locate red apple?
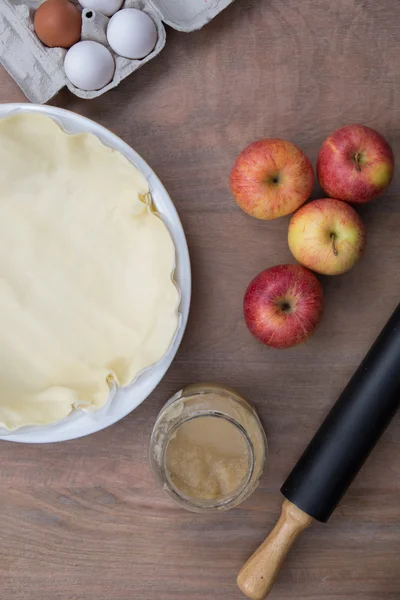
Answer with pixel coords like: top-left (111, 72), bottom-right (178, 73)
top-left (230, 139), bottom-right (314, 220)
top-left (243, 264), bottom-right (323, 349)
top-left (288, 198), bottom-right (366, 275)
top-left (317, 125), bottom-right (394, 203)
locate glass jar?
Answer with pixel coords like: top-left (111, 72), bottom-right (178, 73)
top-left (149, 383), bottom-right (267, 512)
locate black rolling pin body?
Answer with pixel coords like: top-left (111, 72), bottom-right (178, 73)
top-left (281, 303), bottom-right (400, 523)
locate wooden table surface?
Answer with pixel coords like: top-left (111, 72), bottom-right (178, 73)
top-left (0, 1), bottom-right (399, 598)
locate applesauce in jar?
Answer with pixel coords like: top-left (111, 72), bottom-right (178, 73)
top-left (149, 383), bottom-right (267, 512)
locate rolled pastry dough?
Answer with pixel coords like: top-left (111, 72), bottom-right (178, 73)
top-left (0, 113), bottom-right (179, 430)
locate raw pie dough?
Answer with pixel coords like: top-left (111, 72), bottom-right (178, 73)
top-left (0, 113), bottom-right (179, 430)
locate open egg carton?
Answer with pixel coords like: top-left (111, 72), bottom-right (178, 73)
top-left (0, 0), bottom-right (233, 103)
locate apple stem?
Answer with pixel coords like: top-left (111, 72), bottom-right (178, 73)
top-left (330, 233), bottom-right (339, 256)
top-left (353, 152), bottom-right (362, 172)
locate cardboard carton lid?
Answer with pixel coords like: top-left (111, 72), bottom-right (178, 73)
top-left (150, 0), bottom-right (233, 32)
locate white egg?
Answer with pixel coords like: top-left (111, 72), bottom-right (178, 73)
top-left (77, 0), bottom-right (123, 17)
top-left (107, 9), bottom-right (158, 60)
top-left (64, 41), bottom-right (115, 91)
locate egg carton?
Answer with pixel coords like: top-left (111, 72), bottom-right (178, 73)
top-left (0, 0), bottom-right (234, 103)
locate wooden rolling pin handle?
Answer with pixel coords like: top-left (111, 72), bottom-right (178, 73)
top-left (237, 500), bottom-right (313, 600)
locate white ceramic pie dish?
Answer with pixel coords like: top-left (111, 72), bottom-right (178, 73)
top-left (0, 103), bottom-right (191, 443)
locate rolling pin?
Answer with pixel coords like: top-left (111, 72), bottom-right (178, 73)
top-left (237, 302), bottom-right (400, 600)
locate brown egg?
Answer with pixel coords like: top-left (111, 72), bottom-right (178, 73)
top-left (34, 0), bottom-right (82, 49)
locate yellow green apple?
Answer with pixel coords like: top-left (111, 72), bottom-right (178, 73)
top-left (288, 198), bottom-right (366, 276)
